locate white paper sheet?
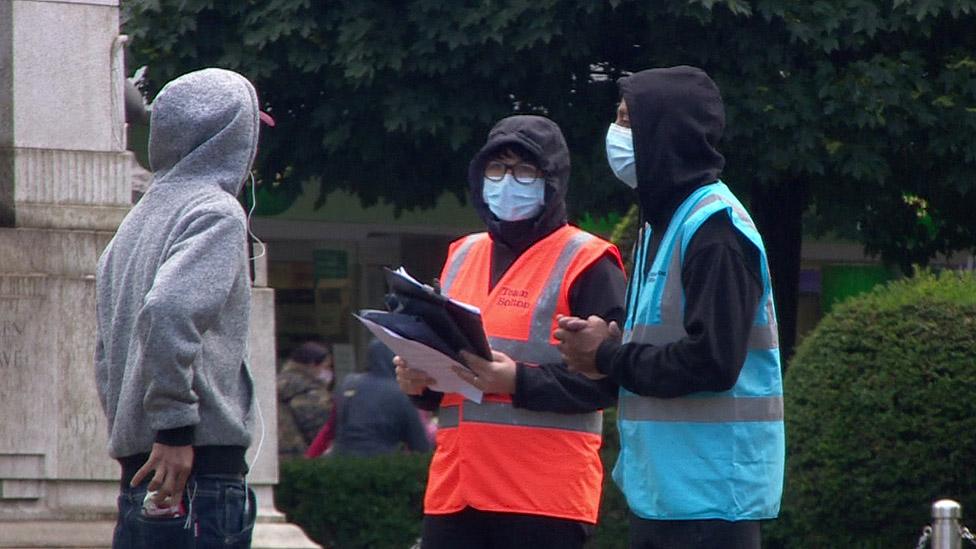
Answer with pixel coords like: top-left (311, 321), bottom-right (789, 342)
top-left (355, 314), bottom-right (483, 403)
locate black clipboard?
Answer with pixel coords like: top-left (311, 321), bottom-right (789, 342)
top-left (383, 267), bottom-right (492, 361)
top-left (357, 309), bottom-right (459, 362)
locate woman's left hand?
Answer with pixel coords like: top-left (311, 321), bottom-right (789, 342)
top-left (452, 350), bottom-right (517, 395)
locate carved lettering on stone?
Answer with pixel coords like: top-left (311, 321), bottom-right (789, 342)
top-left (0, 277), bottom-right (41, 368)
top-left (0, 277), bottom-right (44, 451)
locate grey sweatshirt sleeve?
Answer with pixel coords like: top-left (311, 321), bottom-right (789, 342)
top-left (94, 261), bottom-right (111, 417)
top-left (94, 328), bottom-right (109, 416)
top-left (136, 212), bottom-right (248, 435)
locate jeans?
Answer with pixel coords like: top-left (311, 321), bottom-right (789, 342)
top-left (112, 475), bottom-right (257, 549)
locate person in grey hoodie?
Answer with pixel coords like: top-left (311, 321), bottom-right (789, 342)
top-left (95, 68), bottom-right (264, 548)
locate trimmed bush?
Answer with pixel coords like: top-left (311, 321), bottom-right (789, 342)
top-left (767, 270), bottom-right (976, 548)
top-left (276, 412), bottom-right (631, 548)
top-left (590, 408), bottom-right (629, 549)
top-left (276, 454), bottom-right (430, 549)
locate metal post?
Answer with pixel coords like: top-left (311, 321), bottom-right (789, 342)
top-left (932, 499), bottom-right (963, 549)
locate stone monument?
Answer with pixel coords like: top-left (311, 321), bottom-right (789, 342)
top-left (0, 1), bottom-right (318, 547)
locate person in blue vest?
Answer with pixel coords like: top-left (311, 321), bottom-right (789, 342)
top-left (555, 66), bottom-right (785, 549)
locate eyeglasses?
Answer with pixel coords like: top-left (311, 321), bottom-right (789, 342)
top-left (484, 161), bottom-right (543, 184)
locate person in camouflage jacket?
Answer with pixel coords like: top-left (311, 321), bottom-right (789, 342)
top-left (277, 342), bottom-right (335, 460)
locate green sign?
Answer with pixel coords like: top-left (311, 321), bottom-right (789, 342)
top-left (820, 264), bottom-right (895, 313)
top-left (313, 249), bottom-right (349, 280)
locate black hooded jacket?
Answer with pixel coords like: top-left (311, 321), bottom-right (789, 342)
top-left (332, 340), bottom-right (430, 456)
top-left (595, 67), bottom-right (765, 397)
top-left (415, 115), bottom-right (626, 412)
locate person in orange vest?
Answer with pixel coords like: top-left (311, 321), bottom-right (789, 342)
top-left (395, 114), bottom-right (627, 549)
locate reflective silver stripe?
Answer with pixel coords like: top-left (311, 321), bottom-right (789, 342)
top-left (619, 394), bottom-right (784, 423)
top-left (486, 229), bottom-right (594, 365)
top-left (659, 243), bottom-right (684, 326)
top-left (527, 231), bottom-right (595, 344)
top-left (461, 401), bottom-right (602, 434)
top-left (626, 324), bottom-right (687, 346)
top-left (628, 323), bottom-right (779, 350)
top-left (764, 296), bottom-right (777, 330)
top-left (690, 193), bottom-right (756, 232)
top-left (689, 194), bottom-right (724, 216)
top-left (489, 336), bottom-right (562, 365)
top-left (441, 234), bottom-right (483, 295)
top-left (650, 190), bottom-right (778, 348)
top-left (751, 323), bottom-right (778, 349)
top-left (439, 405), bottom-right (460, 428)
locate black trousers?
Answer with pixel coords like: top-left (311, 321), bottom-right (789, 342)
top-left (421, 507), bottom-right (588, 549)
top-left (628, 513), bottom-right (761, 549)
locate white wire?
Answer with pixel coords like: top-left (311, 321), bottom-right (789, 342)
top-left (247, 171), bottom-right (266, 262)
top-left (243, 388), bottom-right (265, 518)
top-left (243, 170), bottom-right (266, 517)
top-left (246, 172), bottom-right (266, 462)
top-left (252, 394), bottom-right (266, 467)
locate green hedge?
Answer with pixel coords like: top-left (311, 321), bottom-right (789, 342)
top-left (279, 272), bottom-right (976, 548)
top-left (766, 270), bottom-right (976, 548)
top-left (276, 411), bottom-right (630, 549)
top-left (591, 408), bottom-right (629, 549)
top-left (276, 454), bottom-right (430, 549)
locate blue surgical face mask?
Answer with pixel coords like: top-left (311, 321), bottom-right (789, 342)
top-left (606, 123), bottom-right (638, 189)
top-left (482, 174), bottom-right (546, 221)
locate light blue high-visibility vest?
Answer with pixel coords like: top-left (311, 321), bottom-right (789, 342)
top-left (614, 181), bottom-right (785, 521)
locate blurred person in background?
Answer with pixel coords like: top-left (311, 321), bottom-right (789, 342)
top-left (277, 341), bottom-right (335, 461)
top-left (329, 339), bottom-right (431, 457)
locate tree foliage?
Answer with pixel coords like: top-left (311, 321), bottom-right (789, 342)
top-left (123, 0), bottom-right (976, 266)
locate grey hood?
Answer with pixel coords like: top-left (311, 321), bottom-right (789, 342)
top-left (149, 68), bottom-right (260, 196)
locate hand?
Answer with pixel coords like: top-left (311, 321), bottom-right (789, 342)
top-left (394, 356), bottom-right (435, 395)
top-left (453, 350), bottom-right (517, 395)
top-left (130, 443), bottom-right (194, 507)
top-left (554, 315), bottom-right (622, 379)
top-left (555, 314), bottom-right (591, 332)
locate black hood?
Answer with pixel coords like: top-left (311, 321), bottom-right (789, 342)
top-left (468, 115), bottom-right (569, 253)
top-left (619, 66), bottom-right (725, 227)
top-left (366, 339), bottom-right (396, 379)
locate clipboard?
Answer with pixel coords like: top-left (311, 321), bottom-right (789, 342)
top-left (357, 309), bottom-right (459, 363)
top-left (382, 267), bottom-right (492, 361)
top-left (355, 312), bottom-right (483, 402)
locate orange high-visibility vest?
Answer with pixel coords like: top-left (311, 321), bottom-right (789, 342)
top-left (424, 224), bottom-right (624, 524)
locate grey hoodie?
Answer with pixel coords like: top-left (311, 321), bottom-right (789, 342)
top-left (95, 68), bottom-right (258, 458)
